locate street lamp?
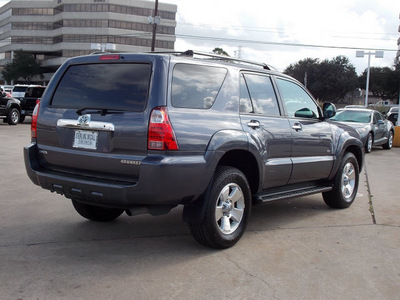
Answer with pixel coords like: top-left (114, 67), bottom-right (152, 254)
top-left (356, 50), bottom-right (384, 107)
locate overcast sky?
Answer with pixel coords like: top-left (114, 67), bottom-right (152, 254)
top-left (0, 0), bottom-right (399, 74)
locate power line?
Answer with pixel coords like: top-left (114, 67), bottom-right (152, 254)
top-left (175, 33), bottom-right (398, 52)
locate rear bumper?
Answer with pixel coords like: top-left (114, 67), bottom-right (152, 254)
top-left (24, 142), bottom-right (212, 208)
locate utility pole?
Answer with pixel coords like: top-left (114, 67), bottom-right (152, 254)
top-left (150, 0), bottom-right (159, 52)
top-left (356, 50), bottom-right (384, 107)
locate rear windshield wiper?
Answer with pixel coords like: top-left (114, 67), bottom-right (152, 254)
top-left (76, 108), bottom-right (125, 116)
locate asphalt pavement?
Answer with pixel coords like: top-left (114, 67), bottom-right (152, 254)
top-left (1, 120), bottom-right (399, 300)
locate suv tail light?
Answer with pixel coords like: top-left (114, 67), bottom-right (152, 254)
top-left (148, 106), bottom-right (179, 150)
top-left (31, 100), bottom-right (40, 138)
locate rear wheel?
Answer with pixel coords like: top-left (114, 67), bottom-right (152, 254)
top-left (188, 166), bottom-right (251, 249)
top-left (72, 199), bottom-right (124, 222)
top-left (323, 152), bottom-right (359, 208)
top-left (382, 131), bottom-right (393, 150)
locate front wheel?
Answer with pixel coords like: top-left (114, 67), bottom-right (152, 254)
top-left (323, 152), bottom-right (359, 208)
top-left (72, 199), bottom-right (124, 222)
top-left (365, 133), bottom-right (373, 153)
top-left (188, 166), bottom-right (251, 249)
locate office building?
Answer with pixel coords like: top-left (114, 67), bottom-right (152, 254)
top-left (0, 0), bottom-right (177, 83)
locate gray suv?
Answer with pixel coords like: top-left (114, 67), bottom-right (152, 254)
top-left (24, 51), bottom-right (364, 248)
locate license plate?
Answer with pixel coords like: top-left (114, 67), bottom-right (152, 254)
top-left (73, 130), bottom-right (98, 150)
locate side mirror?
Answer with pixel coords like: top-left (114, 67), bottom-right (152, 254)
top-left (294, 108), bottom-right (317, 118)
top-left (323, 102), bottom-right (336, 119)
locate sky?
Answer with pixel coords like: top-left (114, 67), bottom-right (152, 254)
top-left (164, 0), bottom-right (400, 74)
top-left (0, 0), bottom-right (399, 74)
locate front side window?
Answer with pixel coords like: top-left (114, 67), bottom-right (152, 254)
top-left (374, 111), bottom-right (383, 123)
top-left (276, 78), bottom-right (319, 119)
top-left (241, 73), bottom-right (280, 116)
top-left (52, 63), bottom-right (151, 111)
top-left (171, 64), bottom-right (227, 109)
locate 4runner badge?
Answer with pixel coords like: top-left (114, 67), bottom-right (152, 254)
top-left (78, 114), bottom-right (91, 125)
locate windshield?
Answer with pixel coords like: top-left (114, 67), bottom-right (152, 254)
top-left (330, 110), bottom-right (371, 123)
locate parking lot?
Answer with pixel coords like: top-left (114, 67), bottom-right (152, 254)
top-left (1, 120), bottom-right (400, 299)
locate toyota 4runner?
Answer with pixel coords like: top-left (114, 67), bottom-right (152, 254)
top-left (24, 51), bottom-right (364, 248)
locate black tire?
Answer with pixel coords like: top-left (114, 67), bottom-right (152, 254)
top-left (7, 108), bottom-right (20, 125)
top-left (188, 166), bottom-right (251, 249)
top-left (365, 133), bottom-right (373, 153)
top-left (382, 131), bottom-right (393, 150)
top-left (71, 199), bottom-right (124, 222)
top-left (19, 115), bottom-right (26, 123)
top-left (323, 152), bottom-right (359, 209)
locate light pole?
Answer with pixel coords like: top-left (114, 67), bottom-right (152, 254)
top-left (356, 50), bottom-right (384, 107)
top-left (150, 0), bottom-right (159, 52)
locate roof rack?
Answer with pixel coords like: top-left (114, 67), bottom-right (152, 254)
top-left (150, 50), bottom-right (274, 70)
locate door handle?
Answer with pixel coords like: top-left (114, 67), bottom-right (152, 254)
top-left (247, 120), bottom-right (260, 128)
top-left (292, 123), bottom-right (302, 131)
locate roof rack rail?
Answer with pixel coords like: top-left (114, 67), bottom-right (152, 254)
top-left (150, 50), bottom-right (274, 70)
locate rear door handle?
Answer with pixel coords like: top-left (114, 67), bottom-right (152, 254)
top-left (247, 120), bottom-right (260, 128)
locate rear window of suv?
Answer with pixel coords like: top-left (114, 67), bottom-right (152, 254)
top-left (51, 63), bottom-right (151, 112)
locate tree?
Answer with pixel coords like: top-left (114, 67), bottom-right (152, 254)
top-left (2, 49), bottom-right (44, 83)
top-left (212, 47), bottom-right (230, 56)
top-left (284, 56), bottom-right (358, 102)
top-left (358, 66), bottom-right (399, 101)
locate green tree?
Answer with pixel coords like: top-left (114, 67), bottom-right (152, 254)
top-left (2, 49), bottom-right (44, 83)
top-left (285, 56), bottom-right (358, 102)
top-left (358, 67), bottom-right (399, 101)
top-left (212, 47), bottom-right (230, 56)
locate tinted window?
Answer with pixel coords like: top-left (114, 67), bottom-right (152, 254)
top-left (276, 78), bottom-right (319, 119)
top-left (241, 73), bottom-right (280, 116)
top-left (13, 86), bottom-right (28, 93)
top-left (171, 64), bottom-right (227, 109)
top-left (52, 63), bottom-right (151, 111)
top-left (26, 87), bottom-right (45, 98)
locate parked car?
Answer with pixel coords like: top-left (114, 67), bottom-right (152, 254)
top-left (19, 85), bottom-right (46, 122)
top-left (330, 108), bottom-right (394, 153)
top-left (24, 50), bottom-right (364, 249)
top-left (0, 92), bottom-right (21, 125)
top-left (386, 107), bottom-right (398, 126)
top-left (11, 84), bottom-right (30, 100)
top-left (1, 85), bottom-right (14, 96)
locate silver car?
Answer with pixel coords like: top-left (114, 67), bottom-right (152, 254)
top-left (330, 108), bottom-right (394, 153)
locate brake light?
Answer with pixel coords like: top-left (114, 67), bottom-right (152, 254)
top-left (148, 106), bottom-right (179, 150)
top-left (99, 54), bottom-right (120, 61)
top-left (31, 101), bottom-right (40, 138)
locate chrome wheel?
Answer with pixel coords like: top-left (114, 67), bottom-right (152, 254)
top-left (366, 133), bottom-right (373, 153)
top-left (11, 111), bottom-right (19, 123)
top-left (341, 162), bottom-right (356, 201)
top-left (389, 133), bottom-right (393, 148)
top-left (215, 183), bottom-right (245, 235)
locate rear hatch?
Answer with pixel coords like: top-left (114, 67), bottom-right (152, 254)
top-left (36, 54), bottom-right (162, 183)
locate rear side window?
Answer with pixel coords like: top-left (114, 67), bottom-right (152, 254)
top-left (26, 87), bottom-right (45, 98)
top-left (172, 64), bottom-right (227, 109)
top-left (240, 73), bottom-right (280, 116)
top-left (52, 63), bottom-right (151, 111)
